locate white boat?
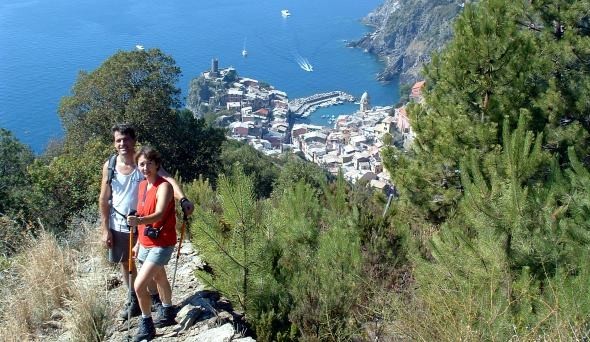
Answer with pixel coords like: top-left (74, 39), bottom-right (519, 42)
top-left (281, 9), bottom-right (291, 17)
top-left (135, 45), bottom-right (145, 51)
top-left (241, 38), bottom-right (248, 57)
top-left (301, 61), bottom-right (313, 72)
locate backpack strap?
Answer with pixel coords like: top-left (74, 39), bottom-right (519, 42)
top-left (106, 154), bottom-right (118, 186)
top-left (106, 154), bottom-right (118, 206)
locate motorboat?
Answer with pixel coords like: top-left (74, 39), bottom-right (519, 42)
top-left (241, 38), bottom-right (248, 57)
top-left (296, 56), bottom-right (313, 72)
top-left (281, 9), bottom-right (291, 17)
top-left (300, 62), bottom-right (313, 72)
top-left (135, 45), bottom-right (145, 51)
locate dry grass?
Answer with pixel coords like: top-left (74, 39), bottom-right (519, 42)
top-left (23, 232), bottom-right (73, 324)
top-left (62, 220), bottom-right (116, 342)
top-left (0, 216), bottom-right (117, 342)
top-left (63, 279), bottom-right (112, 342)
top-left (0, 230), bottom-right (73, 341)
top-left (0, 298), bottom-right (33, 341)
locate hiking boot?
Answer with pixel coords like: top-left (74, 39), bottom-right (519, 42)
top-left (154, 305), bottom-right (176, 328)
top-left (119, 292), bottom-right (141, 320)
top-left (151, 293), bottom-right (162, 313)
top-left (134, 316), bottom-right (156, 341)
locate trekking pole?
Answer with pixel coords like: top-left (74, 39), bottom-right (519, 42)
top-left (171, 214), bottom-right (188, 290)
top-left (127, 209), bottom-right (137, 341)
top-left (382, 193), bottom-right (393, 218)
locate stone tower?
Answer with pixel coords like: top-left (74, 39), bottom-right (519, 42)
top-left (360, 91), bottom-right (370, 112)
top-left (210, 58), bottom-right (219, 77)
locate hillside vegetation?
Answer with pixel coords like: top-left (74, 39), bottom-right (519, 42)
top-left (1, 0), bottom-right (590, 340)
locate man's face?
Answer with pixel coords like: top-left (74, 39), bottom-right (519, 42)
top-left (113, 131), bottom-right (136, 156)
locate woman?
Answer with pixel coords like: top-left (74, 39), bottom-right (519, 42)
top-left (127, 146), bottom-right (177, 341)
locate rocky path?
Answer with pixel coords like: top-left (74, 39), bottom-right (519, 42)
top-left (104, 242), bottom-right (255, 342)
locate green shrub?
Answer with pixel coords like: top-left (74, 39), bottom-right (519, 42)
top-left (221, 140), bottom-right (280, 198)
top-left (0, 128), bottom-right (34, 216)
top-left (27, 138), bottom-right (109, 232)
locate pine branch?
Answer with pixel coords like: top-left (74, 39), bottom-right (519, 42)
top-left (195, 211), bottom-right (246, 270)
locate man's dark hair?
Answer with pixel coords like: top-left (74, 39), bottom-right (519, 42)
top-left (111, 123), bottom-right (136, 140)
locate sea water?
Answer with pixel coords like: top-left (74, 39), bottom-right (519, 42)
top-left (0, 0), bottom-right (398, 153)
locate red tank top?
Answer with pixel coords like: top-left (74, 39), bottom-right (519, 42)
top-left (137, 176), bottom-right (176, 247)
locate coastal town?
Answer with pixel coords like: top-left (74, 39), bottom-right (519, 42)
top-left (191, 59), bottom-right (426, 195)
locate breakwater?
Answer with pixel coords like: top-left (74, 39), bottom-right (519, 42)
top-left (288, 91), bottom-right (355, 117)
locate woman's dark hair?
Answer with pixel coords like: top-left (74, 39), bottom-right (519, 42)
top-left (135, 146), bottom-right (162, 170)
top-left (111, 123), bottom-right (137, 140)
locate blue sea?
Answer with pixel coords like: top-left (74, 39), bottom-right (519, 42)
top-left (0, 0), bottom-right (398, 153)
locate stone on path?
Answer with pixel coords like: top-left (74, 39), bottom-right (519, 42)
top-left (184, 323), bottom-right (235, 342)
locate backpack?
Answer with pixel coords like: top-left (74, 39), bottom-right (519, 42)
top-left (106, 154), bottom-right (137, 219)
top-left (106, 154), bottom-right (118, 206)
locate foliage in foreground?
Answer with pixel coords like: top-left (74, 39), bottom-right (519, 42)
top-left (380, 0), bottom-right (590, 339)
top-left (2, 0), bottom-right (590, 339)
top-left (188, 166), bottom-right (380, 341)
top-left (393, 119), bottom-right (590, 340)
top-left (0, 221), bottom-right (112, 342)
top-left (0, 231), bottom-right (72, 339)
top-left (0, 128), bottom-right (34, 216)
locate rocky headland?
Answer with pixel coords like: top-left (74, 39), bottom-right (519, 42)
top-left (351, 0), bottom-right (467, 84)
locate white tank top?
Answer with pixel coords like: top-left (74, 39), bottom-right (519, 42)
top-left (110, 167), bottom-right (144, 232)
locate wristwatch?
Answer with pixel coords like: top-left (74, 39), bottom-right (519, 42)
top-left (180, 197), bottom-right (189, 206)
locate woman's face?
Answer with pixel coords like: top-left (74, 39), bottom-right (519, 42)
top-left (137, 155), bottom-right (158, 178)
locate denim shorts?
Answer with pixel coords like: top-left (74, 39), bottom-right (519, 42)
top-left (137, 245), bottom-right (174, 266)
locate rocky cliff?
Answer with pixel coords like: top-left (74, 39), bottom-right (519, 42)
top-left (352, 0), bottom-right (466, 84)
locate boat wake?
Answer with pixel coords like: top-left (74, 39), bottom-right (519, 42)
top-left (295, 55), bottom-right (313, 72)
top-left (242, 37), bottom-right (248, 57)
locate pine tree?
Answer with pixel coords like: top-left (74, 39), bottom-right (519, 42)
top-left (527, 0), bottom-right (590, 162)
top-left (382, 0), bottom-right (590, 250)
top-left (378, 0), bottom-right (590, 338)
top-left (190, 169), bottom-right (365, 340)
top-left (405, 115), bottom-right (590, 339)
top-left (382, 0), bottom-right (541, 234)
top-left (190, 165), bottom-right (279, 315)
top-left (285, 174), bottom-right (363, 340)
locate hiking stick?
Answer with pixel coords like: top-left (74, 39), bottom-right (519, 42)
top-left (127, 210), bottom-right (137, 340)
top-left (171, 214), bottom-right (188, 290)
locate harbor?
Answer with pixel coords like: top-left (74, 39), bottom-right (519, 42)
top-left (288, 91), bottom-right (355, 118)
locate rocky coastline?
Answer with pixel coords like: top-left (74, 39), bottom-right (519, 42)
top-left (350, 0), bottom-right (466, 85)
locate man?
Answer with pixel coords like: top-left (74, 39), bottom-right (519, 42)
top-left (99, 123), bottom-right (194, 321)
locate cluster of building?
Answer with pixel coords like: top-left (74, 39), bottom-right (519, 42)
top-left (197, 59), bottom-right (427, 194)
top-left (202, 59), bottom-right (290, 153)
top-left (288, 82), bottom-right (425, 194)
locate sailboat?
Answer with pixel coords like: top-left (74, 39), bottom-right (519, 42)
top-left (241, 38), bottom-right (248, 57)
